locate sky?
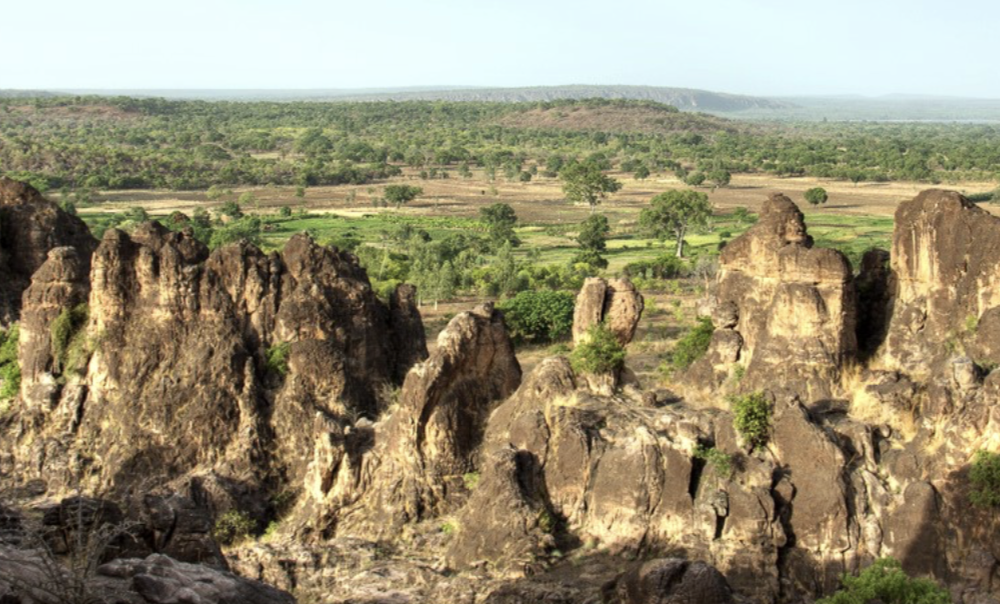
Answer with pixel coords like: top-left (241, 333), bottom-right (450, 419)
top-left (2, 0), bottom-right (997, 98)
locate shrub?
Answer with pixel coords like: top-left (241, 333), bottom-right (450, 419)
top-left (212, 510), bottom-right (256, 545)
top-left (265, 342), bottom-right (291, 376)
top-left (805, 187), bottom-right (829, 206)
top-left (50, 304), bottom-right (91, 375)
top-left (0, 324), bottom-right (20, 401)
top-left (570, 323), bottom-right (626, 375)
top-left (731, 392), bottom-right (771, 451)
top-left (817, 558), bottom-right (949, 604)
top-left (667, 317), bottom-right (714, 371)
top-left (693, 444), bottom-right (733, 479)
top-left (278, 205), bottom-right (292, 217)
top-left (969, 450), bottom-right (1000, 508)
top-left (497, 290), bottom-right (575, 344)
top-left (463, 472), bottom-right (480, 491)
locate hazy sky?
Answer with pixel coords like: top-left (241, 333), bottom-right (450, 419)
top-left (3, 0), bottom-right (996, 97)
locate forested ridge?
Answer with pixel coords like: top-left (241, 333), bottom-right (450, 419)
top-left (2, 95), bottom-right (999, 192)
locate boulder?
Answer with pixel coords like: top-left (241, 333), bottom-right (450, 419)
top-left (604, 558), bottom-right (735, 604)
top-left (572, 277), bottom-right (644, 346)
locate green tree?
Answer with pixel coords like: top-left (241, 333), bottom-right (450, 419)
top-left (559, 161), bottom-right (621, 213)
top-left (634, 164), bottom-right (651, 180)
top-left (708, 169), bottom-right (731, 189)
top-left (638, 189), bottom-right (712, 258)
top-left (575, 214), bottom-right (610, 268)
top-left (684, 171), bottom-right (706, 186)
top-left (384, 184), bottom-right (423, 209)
top-left (480, 203), bottom-right (520, 249)
top-left (805, 187), bottom-right (829, 206)
top-left (497, 290), bottom-right (576, 343)
top-left (817, 558), bottom-right (949, 604)
top-left (219, 200), bottom-right (244, 220)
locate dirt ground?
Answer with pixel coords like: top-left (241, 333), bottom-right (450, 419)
top-left (85, 170), bottom-right (999, 223)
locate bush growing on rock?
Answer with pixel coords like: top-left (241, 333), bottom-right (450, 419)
top-left (570, 323), bottom-right (626, 375)
top-left (497, 290), bottom-right (575, 344)
top-left (969, 450), bottom-right (1000, 508)
top-left (693, 444), bottom-right (734, 479)
top-left (817, 557), bottom-right (949, 604)
top-left (51, 304), bottom-right (91, 375)
top-left (212, 510), bottom-right (256, 545)
top-left (0, 324), bottom-right (20, 403)
top-left (667, 317), bottom-right (714, 372)
top-left (265, 342), bottom-right (291, 377)
top-left (731, 392), bottom-right (771, 451)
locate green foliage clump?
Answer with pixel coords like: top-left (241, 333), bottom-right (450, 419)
top-left (463, 472), bottom-right (480, 491)
top-left (265, 342), bottom-right (291, 377)
top-left (693, 444), bottom-right (733, 479)
top-left (574, 214), bottom-right (610, 268)
top-left (570, 323), bottom-right (626, 375)
top-left (497, 290), bottom-right (575, 344)
top-left (479, 202), bottom-right (520, 250)
top-left (731, 392), bottom-right (772, 451)
top-left (208, 216), bottom-right (262, 249)
top-left (805, 187), bottom-right (829, 205)
top-left (0, 324), bottom-right (21, 402)
top-left (667, 317), bottom-right (714, 371)
top-left (384, 184), bottom-right (423, 208)
top-left (817, 558), bottom-right (950, 604)
top-left (213, 510), bottom-right (256, 545)
top-left (969, 450), bottom-right (1000, 508)
top-left (50, 304), bottom-right (91, 375)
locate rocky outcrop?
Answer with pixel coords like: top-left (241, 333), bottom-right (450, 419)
top-left (690, 193), bottom-right (856, 402)
top-left (0, 549), bottom-right (295, 604)
top-left (0, 178), bottom-right (96, 325)
top-left (304, 304), bottom-right (521, 537)
top-left (572, 277), bottom-right (644, 346)
top-left (3, 224), bottom-right (426, 523)
top-left (880, 190), bottom-right (1000, 373)
top-left (605, 559), bottom-right (736, 604)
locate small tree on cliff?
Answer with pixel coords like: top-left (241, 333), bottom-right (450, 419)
top-left (638, 189), bottom-right (712, 258)
top-left (559, 161), bottom-right (621, 213)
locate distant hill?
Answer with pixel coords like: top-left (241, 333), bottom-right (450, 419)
top-left (741, 95), bottom-right (1000, 122)
top-left (322, 85), bottom-right (795, 113)
top-left (0, 90), bottom-right (57, 98)
top-left (496, 100), bottom-right (750, 135)
top-left (16, 85), bottom-right (793, 113)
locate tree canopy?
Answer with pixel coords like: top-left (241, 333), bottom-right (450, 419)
top-left (805, 187), bottom-right (829, 205)
top-left (575, 214), bottom-right (611, 268)
top-left (639, 189), bottom-right (712, 257)
top-left (559, 161), bottom-right (622, 213)
top-left (384, 184), bottom-right (424, 208)
top-left (479, 202), bottom-right (520, 249)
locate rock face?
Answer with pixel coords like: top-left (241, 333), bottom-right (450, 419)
top-left (306, 304), bottom-right (522, 537)
top-left (3, 223), bottom-right (426, 522)
top-left (605, 559), bottom-right (736, 604)
top-left (0, 549), bottom-right (295, 604)
top-left (691, 193), bottom-right (856, 402)
top-left (0, 178), bottom-right (96, 325)
top-left (880, 190), bottom-right (1000, 373)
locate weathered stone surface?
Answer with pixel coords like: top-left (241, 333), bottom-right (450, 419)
top-left (605, 558), bottom-right (735, 604)
top-left (3, 225), bottom-right (426, 542)
top-left (572, 277), bottom-right (644, 346)
top-left (308, 304), bottom-right (521, 537)
top-left (881, 190), bottom-right (1000, 373)
top-left (446, 446), bottom-right (553, 574)
top-left (0, 178), bottom-right (96, 325)
top-left (690, 193), bottom-right (856, 403)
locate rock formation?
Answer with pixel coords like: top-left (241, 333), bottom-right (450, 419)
top-left (0, 178), bottom-right (96, 326)
top-left (690, 193), bottom-right (857, 402)
top-left (572, 277), bottom-right (644, 346)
